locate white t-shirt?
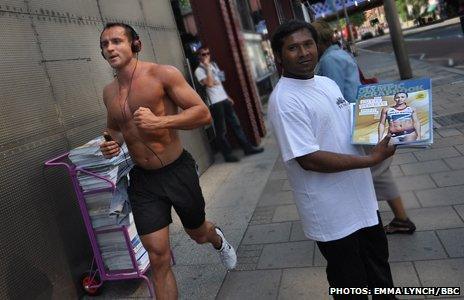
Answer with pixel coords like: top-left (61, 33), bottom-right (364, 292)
top-left (268, 76), bottom-right (379, 242)
top-left (194, 63), bottom-right (229, 105)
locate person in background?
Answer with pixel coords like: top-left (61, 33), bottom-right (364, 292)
top-left (194, 46), bottom-right (264, 163)
top-left (312, 20), bottom-right (416, 234)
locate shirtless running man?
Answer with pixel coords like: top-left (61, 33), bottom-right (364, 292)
top-left (378, 91), bottom-right (421, 144)
top-left (99, 23), bottom-right (237, 299)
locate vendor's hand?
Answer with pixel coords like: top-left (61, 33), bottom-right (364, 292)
top-left (133, 107), bottom-right (166, 131)
top-left (228, 98), bottom-right (234, 105)
top-left (370, 134), bottom-right (396, 165)
top-left (100, 140), bottom-right (120, 158)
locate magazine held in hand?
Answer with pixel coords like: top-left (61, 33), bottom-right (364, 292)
top-left (351, 78), bottom-right (433, 147)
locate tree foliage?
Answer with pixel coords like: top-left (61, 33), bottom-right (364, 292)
top-left (395, 0), bottom-right (429, 21)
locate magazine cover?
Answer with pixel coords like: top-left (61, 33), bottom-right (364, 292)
top-left (351, 78), bottom-right (433, 146)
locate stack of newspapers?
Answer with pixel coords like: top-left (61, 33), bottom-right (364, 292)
top-left (69, 136), bottom-right (149, 271)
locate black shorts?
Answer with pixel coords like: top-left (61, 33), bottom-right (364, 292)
top-left (128, 150), bottom-right (206, 235)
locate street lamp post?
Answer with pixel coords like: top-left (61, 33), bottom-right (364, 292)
top-left (383, 0), bottom-right (413, 79)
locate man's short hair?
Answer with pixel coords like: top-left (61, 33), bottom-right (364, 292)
top-left (271, 20), bottom-right (318, 56)
top-left (311, 20), bottom-right (334, 46)
top-left (101, 22), bottom-right (138, 43)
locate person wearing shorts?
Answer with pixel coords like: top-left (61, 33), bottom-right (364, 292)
top-left (98, 23), bottom-right (237, 299)
top-left (312, 21), bottom-right (416, 235)
top-left (128, 150), bottom-right (206, 235)
top-left (371, 157), bottom-right (416, 234)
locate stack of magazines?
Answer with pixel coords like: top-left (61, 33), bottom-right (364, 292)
top-left (351, 78), bottom-right (433, 148)
top-left (69, 136), bottom-right (149, 271)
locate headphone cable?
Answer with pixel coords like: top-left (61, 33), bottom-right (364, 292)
top-left (117, 55), bottom-right (164, 167)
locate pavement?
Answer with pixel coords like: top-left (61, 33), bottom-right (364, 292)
top-left (88, 43), bottom-right (464, 299)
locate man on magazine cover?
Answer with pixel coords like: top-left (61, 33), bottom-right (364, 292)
top-left (378, 91), bottom-right (421, 144)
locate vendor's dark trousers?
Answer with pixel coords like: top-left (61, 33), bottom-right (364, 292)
top-left (210, 100), bottom-right (252, 157)
top-left (316, 212), bottom-right (395, 300)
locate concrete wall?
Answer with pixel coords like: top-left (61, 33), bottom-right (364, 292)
top-left (0, 0), bottom-right (212, 298)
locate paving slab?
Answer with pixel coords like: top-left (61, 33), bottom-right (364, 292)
top-left (431, 170), bottom-right (464, 187)
top-left (414, 259), bottom-right (464, 295)
top-left (289, 221), bottom-right (309, 242)
top-left (444, 156), bottom-right (464, 170)
top-left (242, 222), bottom-right (292, 245)
top-left (257, 190), bottom-right (294, 207)
top-left (431, 136), bottom-right (464, 149)
top-left (257, 241), bottom-right (314, 269)
top-left (278, 267), bottom-right (329, 300)
top-left (400, 160), bottom-right (451, 176)
top-left (436, 128), bottom-right (463, 137)
top-left (455, 205), bottom-right (464, 220)
top-left (378, 192), bottom-right (421, 212)
top-left (436, 228), bottom-right (464, 257)
top-left (416, 186), bottom-right (464, 207)
top-left (380, 206), bottom-right (463, 231)
top-left (390, 262), bottom-right (423, 299)
top-left (413, 147), bottom-right (461, 162)
top-left (173, 264), bottom-right (225, 300)
top-left (393, 175), bottom-right (436, 192)
top-left (387, 231), bottom-right (447, 262)
top-left (216, 270), bottom-right (282, 300)
top-left (456, 144), bottom-right (464, 155)
top-left (392, 152), bottom-right (419, 165)
top-left (272, 204), bottom-right (300, 222)
top-left (313, 243), bottom-right (327, 267)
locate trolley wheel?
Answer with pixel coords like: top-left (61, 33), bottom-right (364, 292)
top-left (80, 272), bottom-right (102, 296)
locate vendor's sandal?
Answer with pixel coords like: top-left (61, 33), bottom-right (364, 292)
top-left (384, 218), bottom-right (416, 234)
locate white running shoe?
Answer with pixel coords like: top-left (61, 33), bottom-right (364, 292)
top-left (215, 227), bottom-right (237, 270)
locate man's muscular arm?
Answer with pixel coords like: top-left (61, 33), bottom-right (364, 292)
top-left (133, 65), bottom-right (212, 131)
top-left (296, 134), bottom-right (395, 173)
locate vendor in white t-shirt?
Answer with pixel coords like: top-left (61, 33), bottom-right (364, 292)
top-left (194, 46), bottom-right (263, 162)
top-left (268, 20), bottom-right (397, 295)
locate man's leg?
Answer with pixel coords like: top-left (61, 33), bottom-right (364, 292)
top-left (140, 226), bottom-right (177, 300)
top-left (386, 197), bottom-right (408, 220)
top-left (222, 100), bottom-right (263, 155)
top-left (185, 221), bottom-right (237, 270)
top-left (316, 232), bottom-right (369, 300)
top-left (371, 163), bottom-right (415, 234)
top-left (359, 214), bottom-right (395, 300)
top-left (210, 101), bottom-right (237, 161)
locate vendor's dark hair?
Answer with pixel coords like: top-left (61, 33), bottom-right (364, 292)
top-left (271, 20), bottom-right (318, 56)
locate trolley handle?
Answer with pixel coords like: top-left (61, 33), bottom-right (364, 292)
top-left (44, 152), bottom-right (116, 190)
top-left (44, 152), bottom-right (73, 171)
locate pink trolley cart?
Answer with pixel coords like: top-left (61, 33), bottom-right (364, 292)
top-left (45, 152), bottom-right (171, 297)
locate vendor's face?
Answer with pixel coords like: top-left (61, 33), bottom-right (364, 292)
top-left (394, 92), bottom-right (408, 105)
top-left (278, 28), bottom-right (318, 79)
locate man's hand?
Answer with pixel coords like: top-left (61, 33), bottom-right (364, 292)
top-left (133, 107), bottom-right (167, 131)
top-left (370, 134), bottom-right (396, 165)
top-left (100, 140), bottom-right (121, 158)
top-left (228, 98), bottom-right (235, 105)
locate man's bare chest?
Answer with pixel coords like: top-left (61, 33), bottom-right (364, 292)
top-left (108, 84), bottom-right (165, 122)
